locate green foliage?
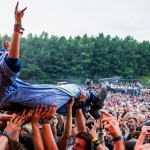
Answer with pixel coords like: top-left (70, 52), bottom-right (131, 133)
top-left (0, 33), bottom-right (150, 84)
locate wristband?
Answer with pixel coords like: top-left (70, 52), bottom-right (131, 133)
top-left (2, 131), bottom-right (11, 139)
top-left (14, 24), bottom-right (24, 34)
top-left (41, 120), bottom-right (51, 124)
top-left (91, 137), bottom-right (98, 143)
top-left (14, 29), bottom-right (23, 34)
top-left (14, 24), bottom-right (25, 31)
top-left (112, 135), bottom-right (123, 142)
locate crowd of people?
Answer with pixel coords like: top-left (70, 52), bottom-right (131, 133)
top-left (0, 2), bottom-right (150, 150)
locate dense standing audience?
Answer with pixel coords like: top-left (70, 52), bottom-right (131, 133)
top-left (0, 2), bottom-right (150, 150)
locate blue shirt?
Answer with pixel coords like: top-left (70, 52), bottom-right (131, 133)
top-left (0, 50), bottom-right (91, 115)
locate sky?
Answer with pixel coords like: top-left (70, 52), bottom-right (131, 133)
top-left (1, 0), bottom-right (150, 42)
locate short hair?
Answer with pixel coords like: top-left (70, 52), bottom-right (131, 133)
top-left (89, 88), bottom-right (107, 119)
top-left (86, 120), bottom-right (94, 130)
top-left (124, 139), bottom-right (137, 150)
top-left (92, 88), bottom-right (107, 110)
top-left (76, 132), bottom-right (91, 150)
top-left (128, 117), bottom-right (138, 123)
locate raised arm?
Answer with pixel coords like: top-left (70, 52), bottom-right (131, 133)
top-left (8, 2), bottom-right (27, 59)
top-left (31, 105), bottom-right (45, 150)
top-left (41, 104), bottom-right (58, 150)
top-left (100, 110), bottom-right (125, 150)
top-left (9, 109), bottom-right (34, 141)
top-left (74, 92), bottom-right (87, 132)
top-left (58, 98), bottom-right (74, 150)
top-left (0, 110), bottom-right (32, 150)
top-left (134, 128), bottom-right (150, 150)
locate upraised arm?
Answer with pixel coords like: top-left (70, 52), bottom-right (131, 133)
top-left (8, 2), bottom-right (27, 59)
top-left (134, 128), bottom-right (150, 150)
top-left (41, 104), bottom-right (58, 150)
top-left (58, 98), bottom-right (74, 150)
top-left (31, 105), bottom-right (45, 150)
top-left (100, 110), bottom-right (125, 150)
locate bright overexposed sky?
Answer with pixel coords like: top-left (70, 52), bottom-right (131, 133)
top-left (1, 0), bottom-right (150, 42)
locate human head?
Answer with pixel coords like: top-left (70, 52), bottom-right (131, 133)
top-left (127, 117), bottom-right (138, 132)
top-left (72, 132), bottom-right (91, 150)
top-left (143, 120), bottom-right (150, 141)
top-left (6, 139), bottom-right (27, 150)
top-left (137, 114), bottom-right (146, 128)
top-left (92, 88), bottom-right (107, 110)
top-left (141, 108), bottom-right (148, 115)
top-left (124, 139), bottom-right (137, 150)
top-left (19, 134), bottom-right (34, 150)
top-left (89, 88), bottom-right (107, 119)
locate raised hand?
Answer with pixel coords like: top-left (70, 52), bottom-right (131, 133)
top-left (31, 105), bottom-right (44, 124)
top-left (0, 113), bottom-right (15, 121)
top-left (4, 113), bottom-right (25, 135)
top-left (2, 36), bottom-right (11, 50)
top-left (41, 104), bottom-right (57, 122)
top-left (66, 98), bottom-right (75, 109)
top-left (100, 110), bottom-right (122, 138)
top-left (15, 2), bottom-right (27, 25)
top-left (74, 92), bottom-right (87, 106)
top-left (19, 109), bottom-right (34, 124)
top-left (134, 129), bottom-right (150, 150)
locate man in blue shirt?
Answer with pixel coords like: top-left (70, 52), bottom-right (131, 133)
top-left (0, 2), bottom-right (107, 117)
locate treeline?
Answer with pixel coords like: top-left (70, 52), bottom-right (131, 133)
top-left (0, 32), bottom-right (150, 83)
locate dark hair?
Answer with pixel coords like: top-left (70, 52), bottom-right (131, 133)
top-left (19, 134), bottom-right (34, 150)
top-left (8, 139), bottom-right (27, 150)
top-left (86, 120), bottom-right (94, 130)
top-left (76, 132), bottom-right (92, 150)
top-left (88, 88), bottom-right (107, 119)
top-left (88, 109), bottom-right (100, 120)
top-left (92, 88), bottom-right (107, 110)
top-left (72, 118), bottom-right (75, 124)
top-left (144, 120), bottom-right (150, 126)
top-left (128, 117), bottom-right (138, 123)
top-left (124, 139), bottom-right (137, 150)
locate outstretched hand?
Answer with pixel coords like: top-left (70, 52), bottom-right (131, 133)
top-left (74, 92), bottom-right (87, 106)
top-left (2, 36), bottom-right (11, 50)
top-left (4, 114), bottom-right (22, 134)
top-left (15, 2), bottom-right (27, 25)
top-left (41, 104), bottom-right (57, 122)
top-left (0, 113), bottom-right (15, 121)
top-left (31, 105), bottom-right (45, 124)
top-left (66, 98), bottom-right (75, 109)
top-left (4, 109), bottom-right (34, 135)
top-left (134, 129), bottom-right (150, 150)
top-left (100, 110), bottom-right (122, 138)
